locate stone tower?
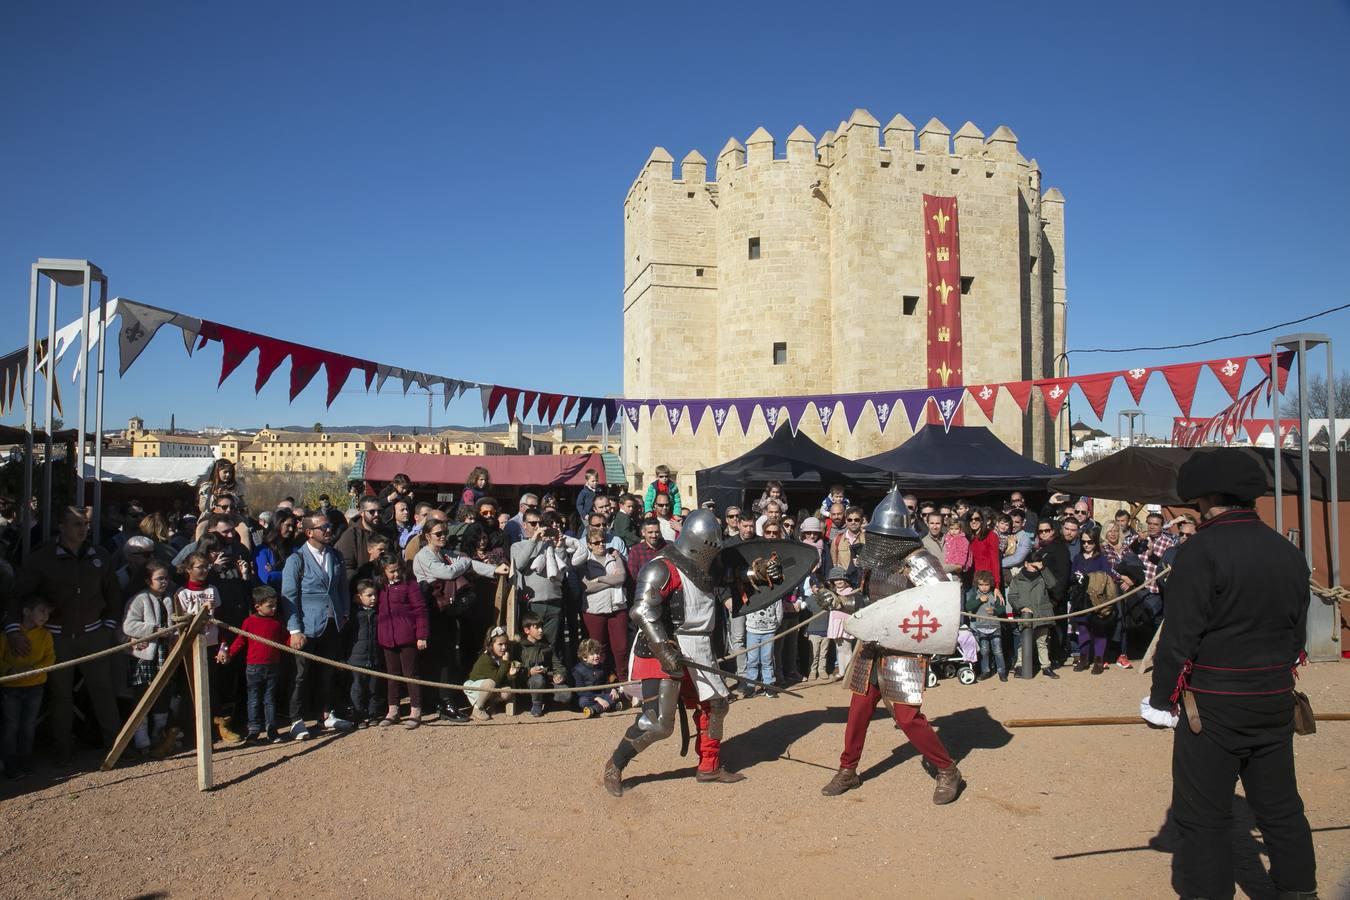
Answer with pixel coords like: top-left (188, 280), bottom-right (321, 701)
top-left (622, 109), bottom-right (1066, 500)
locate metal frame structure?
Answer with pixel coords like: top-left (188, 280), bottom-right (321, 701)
top-left (21, 259), bottom-right (108, 558)
top-left (1269, 333), bottom-right (1340, 661)
top-left (1118, 409), bottom-right (1144, 447)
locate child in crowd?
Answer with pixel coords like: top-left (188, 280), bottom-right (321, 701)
top-left (643, 464), bottom-right (682, 515)
top-left (344, 579), bottom-right (384, 727)
top-left (804, 591), bottom-right (832, 680)
top-left (1009, 550), bottom-right (1058, 678)
top-left (465, 627), bottom-right (519, 721)
top-left (122, 562), bottom-right (180, 757)
top-left (963, 570), bottom-right (1009, 682)
top-left (519, 613), bottom-right (568, 717)
top-left (0, 597), bottom-right (54, 778)
top-left (375, 554), bottom-right (428, 729)
top-left (572, 639), bottom-right (623, 718)
top-left (818, 484), bottom-right (849, 516)
top-left (743, 592), bottom-right (781, 699)
top-left (944, 518), bottom-right (971, 575)
top-left (824, 566), bottom-right (858, 680)
top-left (219, 586), bottom-right (289, 742)
top-left (176, 552), bottom-right (237, 743)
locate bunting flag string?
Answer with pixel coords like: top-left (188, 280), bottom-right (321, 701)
top-left (4, 297), bottom-right (1297, 440)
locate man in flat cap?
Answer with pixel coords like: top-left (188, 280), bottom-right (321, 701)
top-left (1144, 448), bottom-right (1317, 899)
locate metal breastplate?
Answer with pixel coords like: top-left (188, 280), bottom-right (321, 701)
top-left (878, 654), bottom-right (927, 705)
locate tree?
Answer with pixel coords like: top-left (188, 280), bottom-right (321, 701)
top-left (1279, 370), bottom-right (1350, 419)
top-left (313, 422), bottom-right (323, 433)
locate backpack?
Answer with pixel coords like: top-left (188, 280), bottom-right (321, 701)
top-left (421, 574), bottom-right (476, 618)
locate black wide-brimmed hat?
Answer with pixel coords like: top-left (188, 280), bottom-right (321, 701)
top-left (1176, 448), bottom-right (1268, 503)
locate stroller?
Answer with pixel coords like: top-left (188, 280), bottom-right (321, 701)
top-left (926, 626), bottom-right (980, 687)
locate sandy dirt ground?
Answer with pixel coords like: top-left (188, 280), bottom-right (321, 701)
top-left (1, 659), bottom-right (1346, 900)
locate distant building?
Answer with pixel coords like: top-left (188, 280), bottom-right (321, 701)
top-left (128, 417), bottom-right (217, 458)
top-left (237, 428), bottom-right (370, 473)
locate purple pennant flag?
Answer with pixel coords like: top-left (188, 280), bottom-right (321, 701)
top-left (782, 397), bottom-right (811, 435)
top-left (602, 399), bottom-right (619, 430)
top-left (687, 400), bottom-right (711, 434)
top-left (899, 390), bottom-right (930, 431)
top-left (623, 402), bottom-right (641, 431)
top-left (930, 387), bottom-right (966, 431)
top-left (839, 394), bottom-right (870, 433)
top-left (814, 398), bottom-right (838, 434)
top-left (730, 399), bottom-right (760, 435)
top-left (763, 404), bottom-right (782, 434)
top-left (574, 397), bottom-right (593, 425)
top-left (875, 393), bottom-right (903, 432)
top-left (709, 402), bottom-right (731, 434)
top-left (664, 403), bottom-right (684, 432)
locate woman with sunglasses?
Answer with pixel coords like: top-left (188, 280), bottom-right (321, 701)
top-left (1069, 528), bottom-right (1114, 672)
top-left (965, 507), bottom-right (1002, 591)
top-left (570, 527), bottom-right (631, 681)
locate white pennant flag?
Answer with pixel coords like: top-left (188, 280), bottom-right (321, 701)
top-left (375, 365), bottom-right (397, 393)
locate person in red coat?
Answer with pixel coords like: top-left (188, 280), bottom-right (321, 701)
top-left (966, 509), bottom-right (1003, 590)
top-left (375, 554), bottom-right (429, 728)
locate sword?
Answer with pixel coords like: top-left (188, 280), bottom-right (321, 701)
top-left (1004, 713), bottom-right (1350, 728)
top-left (677, 656), bottom-right (804, 699)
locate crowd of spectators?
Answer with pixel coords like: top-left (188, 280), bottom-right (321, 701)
top-left (0, 461), bottom-right (1191, 779)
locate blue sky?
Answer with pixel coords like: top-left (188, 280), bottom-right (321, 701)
top-left (3, 2), bottom-right (1348, 439)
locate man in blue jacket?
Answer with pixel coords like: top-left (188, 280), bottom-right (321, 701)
top-left (282, 512), bottom-right (353, 740)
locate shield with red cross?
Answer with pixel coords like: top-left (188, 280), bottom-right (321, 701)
top-left (843, 581), bottom-right (961, 655)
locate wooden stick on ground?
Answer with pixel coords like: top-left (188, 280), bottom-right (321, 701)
top-left (1005, 713), bottom-right (1350, 728)
top-left (192, 626), bottom-right (214, 791)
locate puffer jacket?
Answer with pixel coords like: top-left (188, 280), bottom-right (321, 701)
top-left (1007, 566), bottom-right (1058, 620)
top-left (569, 545), bottom-right (627, 614)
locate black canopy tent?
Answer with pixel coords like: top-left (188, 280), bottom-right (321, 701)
top-left (1049, 446), bottom-right (1350, 504)
top-left (694, 428), bottom-right (891, 514)
top-left (857, 426), bottom-right (1062, 494)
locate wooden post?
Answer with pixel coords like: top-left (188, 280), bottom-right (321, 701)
top-left (101, 608), bottom-right (209, 771)
top-left (192, 627), bottom-right (213, 791)
top-left (504, 576), bottom-right (519, 717)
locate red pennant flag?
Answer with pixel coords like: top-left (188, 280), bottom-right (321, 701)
top-left (254, 338), bottom-right (290, 394)
top-left (519, 390), bottom-right (538, 421)
top-left (288, 346), bottom-right (324, 402)
top-left (968, 384), bottom-right (999, 421)
top-left (1002, 381), bottom-right (1032, 412)
top-left (216, 325), bottom-right (259, 387)
top-left (1161, 362), bottom-right (1202, 417)
top-left (1255, 351), bottom-right (1294, 396)
top-left (1206, 357), bottom-right (1247, 402)
top-left (502, 388), bottom-right (522, 422)
top-left (486, 386), bottom-right (507, 420)
top-left (362, 362), bottom-right (376, 391)
top-left (324, 356), bottom-right (357, 408)
top-left (1074, 374), bottom-right (1116, 420)
top-left (1036, 378), bottom-right (1072, 419)
top-left (561, 395), bottom-right (578, 421)
top-left (1242, 419), bottom-right (1269, 443)
top-left (1122, 366), bottom-right (1151, 404)
top-left (538, 393), bottom-right (562, 423)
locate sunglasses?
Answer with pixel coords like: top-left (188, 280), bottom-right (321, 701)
top-left (428, 530), bottom-right (448, 538)
top-left (970, 516), bottom-right (982, 521)
top-left (310, 523), bottom-right (334, 532)
top-left (726, 513), bottom-right (740, 519)
top-left (588, 540), bottom-right (605, 547)
top-left (525, 520), bottom-right (541, 526)
top-left (1037, 527), bottom-right (1054, 534)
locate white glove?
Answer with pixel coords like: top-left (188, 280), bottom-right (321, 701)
top-left (1139, 696), bottom-right (1178, 729)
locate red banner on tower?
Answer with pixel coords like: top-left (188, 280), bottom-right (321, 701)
top-left (924, 194), bottom-right (963, 425)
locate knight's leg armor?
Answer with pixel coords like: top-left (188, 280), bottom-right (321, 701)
top-left (610, 678), bottom-right (679, 770)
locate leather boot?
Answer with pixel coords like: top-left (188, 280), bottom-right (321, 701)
top-left (214, 716), bottom-right (244, 744)
top-left (1073, 657), bottom-right (1089, 672)
top-left (150, 725), bottom-right (181, 759)
top-left (603, 760), bottom-right (624, 797)
top-left (821, 766), bottom-right (861, 796)
top-left (932, 765), bottom-right (963, 805)
top-left (695, 767), bottom-right (746, 784)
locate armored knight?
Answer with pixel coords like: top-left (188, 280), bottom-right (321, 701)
top-left (813, 488), bottom-right (964, 804)
top-left (603, 509), bottom-right (746, 796)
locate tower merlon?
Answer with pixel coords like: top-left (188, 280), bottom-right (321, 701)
top-left (746, 126), bottom-right (774, 164)
top-left (953, 121), bottom-right (985, 157)
top-left (918, 117), bottom-right (951, 155)
top-left (984, 124), bottom-right (1019, 162)
top-left (817, 129), bottom-right (836, 165)
top-left (846, 108), bottom-right (880, 147)
top-left (644, 146), bottom-right (674, 180)
top-left (1042, 187), bottom-right (1065, 204)
top-left (716, 137), bottom-right (746, 179)
top-left (883, 113), bottom-right (916, 151)
top-left (786, 124), bottom-right (816, 164)
top-left (681, 149), bottom-right (707, 184)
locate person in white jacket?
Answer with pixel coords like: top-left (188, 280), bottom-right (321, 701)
top-left (571, 528), bottom-right (631, 679)
top-left (121, 561), bottom-right (180, 757)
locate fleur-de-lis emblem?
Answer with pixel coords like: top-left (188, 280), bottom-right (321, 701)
top-left (1221, 359), bottom-right (1239, 377)
top-left (978, 385), bottom-right (993, 400)
top-left (123, 321), bottom-right (145, 342)
top-left (1049, 385), bottom-right (1065, 400)
top-left (931, 208), bottom-right (950, 234)
top-left (935, 279), bottom-right (954, 305)
top-left (1128, 367), bottom-right (1146, 380)
top-left (876, 402), bottom-right (891, 425)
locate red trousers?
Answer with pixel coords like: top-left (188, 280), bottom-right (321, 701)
top-left (839, 682), bottom-right (953, 771)
top-left (680, 674), bottom-right (720, 773)
top-left (582, 610), bottom-right (630, 680)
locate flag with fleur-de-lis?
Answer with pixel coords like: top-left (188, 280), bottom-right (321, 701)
top-left (924, 194), bottom-right (963, 426)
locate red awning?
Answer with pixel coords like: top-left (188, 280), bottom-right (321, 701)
top-left (363, 451), bottom-right (607, 488)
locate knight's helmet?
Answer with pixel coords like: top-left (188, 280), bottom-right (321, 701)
top-left (858, 487), bottom-right (923, 574)
top-left (673, 509), bottom-right (723, 572)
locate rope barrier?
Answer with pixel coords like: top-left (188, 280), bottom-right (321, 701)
top-left (0, 623), bottom-right (188, 685)
top-left (958, 567), bottom-right (1171, 625)
top-left (1311, 580), bottom-right (1350, 604)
